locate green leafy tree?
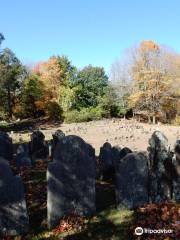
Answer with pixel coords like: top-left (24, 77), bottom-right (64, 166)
top-left (57, 55), bottom-right (77, 85)
top-left (21, 74), bottom-right (45, 118)
top-left (0, 48), bottom-right (25, 118)
top-left (72, 65), bottom-right (108, 109)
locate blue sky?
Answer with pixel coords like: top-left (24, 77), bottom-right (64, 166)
top-left (1, 0), bottom-right (180, 73)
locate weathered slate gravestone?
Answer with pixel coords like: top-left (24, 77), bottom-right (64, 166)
top-left (172, 140), bottom-right (180, 202)
top-left (119, 147), bottom-right (133, 160)
top-left (99, 142), bottom-right (114, 180)
top-left (52, 130), bottom-right (65, 146)
top-left (47, 135), bottom-right (96, 228)
top-left (30, 130), bottom-right (48, 159)
top-left (148, 131), bottom-right (173, 202)
top-left (16, 143), bottom-right (31, 169)
top-left (115, 152), bottom-right (149, 209)
top-left (111, 145), bottom-right (121, 168)
top-left (0, 158), bottom-right (29, 236)
top-left (51, 130), bottom-right (65, 158)
top-left (0, 131), bottom-right (13, 161)
top-left (112, 146), bottom-right (132, 169)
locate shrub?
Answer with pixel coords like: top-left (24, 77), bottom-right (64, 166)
top-left (110, 105), bottom-right (129, 118)
top-left (46, 101), bottom-right (64, 121)
top-left (64, 107), bottom-right (104, 123)
top-left (0, 110), bottom-right (7, 121)
top-left (13, 104), bottom-right (26, 119)
top-left (172, 115), bottom-right (180, 125)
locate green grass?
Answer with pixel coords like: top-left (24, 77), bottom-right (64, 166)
top-left (28, 207), bottom-right (134, 240)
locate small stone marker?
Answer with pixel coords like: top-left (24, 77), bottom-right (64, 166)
top-left (16, 143), bottom-right (31, 169)
top-left (30, 130), bottom-right (48, 159)
top-left (99, 142), bottom-right (114, 180)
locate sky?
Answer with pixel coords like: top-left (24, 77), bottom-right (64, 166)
top-left (1, 0), bottom-right (180, 73)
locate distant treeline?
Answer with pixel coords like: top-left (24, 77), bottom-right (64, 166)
top-left (0, 34), bottom-right (179, 124)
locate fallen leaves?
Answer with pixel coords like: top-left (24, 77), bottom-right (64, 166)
top-left (53, 211), bottom-right (86, 235)
top-left (130, 202), bottom-right (180, 240)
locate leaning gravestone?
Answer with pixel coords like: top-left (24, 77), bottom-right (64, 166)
top-left (47, 135), bottom-right (96, 228)
top-left (115, 152), bottom-right (149, 209)
top-left (30, 130), bottom-right (48, 159)
top-left (0, 131), bottom-right (13, 161)
top-left (16, 143), bottom-right (32, 169)
top-left (148, 131), bottom-right (173, 202)
top-left (0, 158), bottom-right (29, 236)
top-left (172, 140), bottom-right (180, 202)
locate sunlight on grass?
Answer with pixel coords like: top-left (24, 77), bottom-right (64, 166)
top-left (30, 207), bottom-right (134, 240)
top-left (99, 207), bottom-right (134, 226)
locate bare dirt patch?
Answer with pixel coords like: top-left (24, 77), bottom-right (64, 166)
top-left (11, 119), bottom-right (180, 154)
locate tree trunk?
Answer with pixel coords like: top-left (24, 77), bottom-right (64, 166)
top-left (7, 87), bottom-right (12, 119)
top-left (148, 116), bottom-right (151, 124)
top-left (152, 115), bottom-right (156, 124)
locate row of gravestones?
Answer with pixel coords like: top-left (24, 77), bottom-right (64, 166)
top-left (0, 130), bottom-right (180, 236)
top-left (99, 131), bottom-right (180, 209)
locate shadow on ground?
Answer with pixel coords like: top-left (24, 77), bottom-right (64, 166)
top-left (60, 181), bottom-right (134, 240)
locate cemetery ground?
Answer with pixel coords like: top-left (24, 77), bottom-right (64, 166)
top-left (1, 118), bottom-right (180, 240)
top-left (10, 160), bottom-right (180, 240)
top-left (14, 161), bottom-right (134, 240)
top-left (8, 118), bottom-right (180, 154)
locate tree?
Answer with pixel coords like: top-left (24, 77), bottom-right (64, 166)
top-left (0, 48), bottom-right (25, 118)
top-left (128, 41), bottom-right (179, 123)
top-left (110, 57), bottom-right (133, 117)
top-left (34, 55), bottom-right (76, 103)
top-left (0, 33), bottom-right (4, 46)
top-left (72, 65), bottom-right (108, 109)
top-left (57, 55), bottom-right (77, 84)
top-left (21, 74), bottom-right (46, 118)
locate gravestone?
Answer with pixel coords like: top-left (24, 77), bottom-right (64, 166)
top-left (99, 142), bottom-right (114, 180)
top-left (30, 130), bottom-right (48, 159)
top-left (0, 158), bottom-right (29, 236)
top-left (51, 130), bottom-right (65, 158)
top-left (148, 131), bottom-right (173, 202)
top-left (112, 147), bottom-right (132, 169)
top-left (47, 135), bottom-right (96, 228)
top-left (0, 131), bottom-right (13, 161)
top-left (119, 147), bottom-right (132, 160)
top-left (115, 152), bottom-right (149, 209)
top-left (52, 130), bottom-right (65, 146)
top-left (172, 140), bottom-right (180, 202)
top-left (16, 143), bottom-right (31, 169)
top-left (111, 145), bottom-right (121, 169)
